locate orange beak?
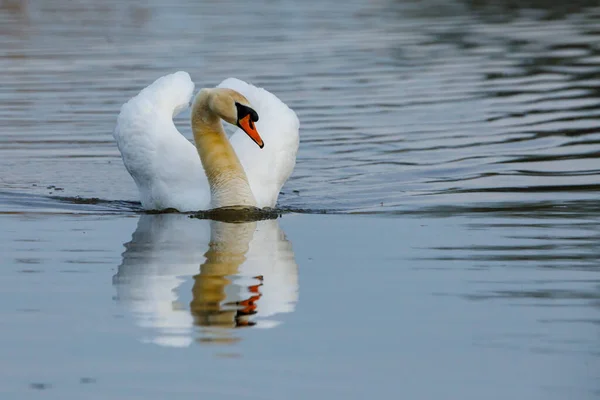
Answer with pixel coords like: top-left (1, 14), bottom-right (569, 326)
top-left (237, 114), bottom-right (264, 149)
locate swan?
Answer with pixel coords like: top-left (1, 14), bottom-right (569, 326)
top-left (113, 71), bottom-right (299, 212)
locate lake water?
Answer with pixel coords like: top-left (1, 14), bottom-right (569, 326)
top-left (1, 0), bottom-right (599, 398)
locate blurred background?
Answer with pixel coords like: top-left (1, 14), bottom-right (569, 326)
top-left (1, 0), bottom-right (599, 213)
top-left (1, 0), bottom-right (599, 399)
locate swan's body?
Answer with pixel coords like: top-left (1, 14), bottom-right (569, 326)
top-left (113, 72), bottom-right (299, 211)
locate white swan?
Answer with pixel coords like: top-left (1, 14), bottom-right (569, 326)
top-left (113, 71), bottom-right (299, 212)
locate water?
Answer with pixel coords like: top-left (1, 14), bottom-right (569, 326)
top-left (1, 0), bottom-right (599, 398)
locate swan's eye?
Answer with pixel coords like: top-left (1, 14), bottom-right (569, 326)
top-left (235, 102), bottom-right (259, 123)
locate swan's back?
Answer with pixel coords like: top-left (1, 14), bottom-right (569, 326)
top-left (113, 72), bottom-right (211, 211)
top-left (219, 78), bottom-right (300, 208)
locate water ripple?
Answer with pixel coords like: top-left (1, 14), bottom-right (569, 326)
top-left (0, 0), bottom-right (599, 214)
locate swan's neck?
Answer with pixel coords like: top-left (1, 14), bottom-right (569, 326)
top-left (191, 91), bottom-right (256, 209)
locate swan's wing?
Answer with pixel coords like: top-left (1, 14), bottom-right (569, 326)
top-left (113, 71), bottom-right (210, 211)
top-left (218, 78), bottom-right (300, 208)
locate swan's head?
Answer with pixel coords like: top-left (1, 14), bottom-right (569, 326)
top-left (197, 88), bottom-right (263, 149)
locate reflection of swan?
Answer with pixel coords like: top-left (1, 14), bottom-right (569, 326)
top-left (113, 214), bottom-right (299, 347)
top-left (113, 72), bottom-right (299, 211)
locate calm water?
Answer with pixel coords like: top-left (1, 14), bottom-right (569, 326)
top-left (1, 0), bottom-right (599, 398)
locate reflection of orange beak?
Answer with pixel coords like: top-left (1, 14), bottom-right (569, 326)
top-left (238, 115), bottom-right (264, 149)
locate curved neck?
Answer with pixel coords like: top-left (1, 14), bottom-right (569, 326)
top-left (191, 90), bottom-right (256, 209)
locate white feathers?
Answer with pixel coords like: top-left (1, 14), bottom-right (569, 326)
top-left (219, 78), bottom-right (300, 207)
top-left (113, 71), bottom-right (299, 211)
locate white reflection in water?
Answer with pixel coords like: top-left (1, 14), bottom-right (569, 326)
top-left (113, 214), bottom-right (299, 347)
